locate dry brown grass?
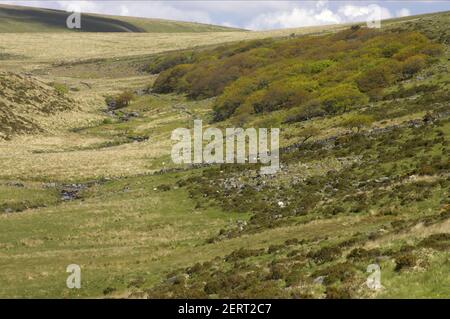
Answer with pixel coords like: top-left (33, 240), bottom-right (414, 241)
top-left (0, 24), bottom-right (346, 69)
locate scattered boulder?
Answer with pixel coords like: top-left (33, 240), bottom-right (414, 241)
top-left (6, 182), bottom-right (24, 188)
top-left (60, 184), bottom-right (87, 201)
top-left (313, 276), bottom-right (325, 285)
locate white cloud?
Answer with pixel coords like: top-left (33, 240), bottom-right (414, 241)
top-left (246, 8), bottom-right (341, 30)
top-left (339, 5), bottom-right (371, 19)
top-left (57, 1), bottom-right (98, 12)
top-left (396, 8), bottom-right (411, 17)
top-left (338, 4), bottom-right (392, 21)
top-left (246, 3), bottom-right (395, 30)
top-left (104, 2), bottom-right (212, 24)
top-left (119, 5), bottom-right (129, 17)
top-left (315, 9), bottom-right (341, 24)
top-left (316, 0), bottom-right (328, 10)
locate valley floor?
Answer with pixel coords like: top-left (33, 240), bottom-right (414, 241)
top-left (0, 17), bottom-right (449, 298)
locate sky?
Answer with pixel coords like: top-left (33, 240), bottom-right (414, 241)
top-left (0, 1), bottom-right (449, 30)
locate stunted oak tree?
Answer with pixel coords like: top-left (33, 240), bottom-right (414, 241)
top-left (298, 126), bottom-right (320, 144)
top-left (320, 84), bottom-right (368, 114)
top-left (341, 114), bottom-right (374, 133)
top-left (115, 90), bottom-right (134, 108)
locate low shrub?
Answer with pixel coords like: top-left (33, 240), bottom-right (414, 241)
top-left (313, 262), bottom-right (356, 285)
top-left (326, 285), bottom-right (352, 299)
top-left (394, 253), bottom-right (417, 271)
top-left (419, 233), bottom-right (450, 251)
top-left (225, 248), bottom-right (265, 262)
top-left (51, 82), bottom-right (69, 96)
top-left (308, 246), bottom-right (342, 264)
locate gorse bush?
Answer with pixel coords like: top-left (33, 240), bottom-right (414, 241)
top-left (151, 28), bottom-right (442, 122)
top-left (395, 253), bottom-right (417, 271)
top-left (115, 90), bottom-right (134, 108)
top-left (341, 114), bottom-right (374, 133)
top-left (144, 51), bottom-right (195, 74)
top-left (320, 84), bottom-right (368, 114)
top-left (50, 82), bottom-right (69, 96)
top-left (105, 90), bottom-right (135, 109)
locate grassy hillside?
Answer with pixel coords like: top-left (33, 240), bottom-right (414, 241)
top-left (150, 27), bottom-right (444, 122)
top-left (142, 14), bottom-right (450, 298)
top-left (0, 10), bottom-right (449, 298)
top-left (0, 72), bottom-right (77, 138)
top-left (0, 4), bottom-right (240, 33)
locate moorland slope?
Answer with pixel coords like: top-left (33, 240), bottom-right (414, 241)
top-left (0, 4), bottom-right (240, 33)
top-left (0, 10), bottom-right (448, 299)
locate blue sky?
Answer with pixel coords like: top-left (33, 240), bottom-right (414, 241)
top-left (1, 1), bottom-right (449, 30)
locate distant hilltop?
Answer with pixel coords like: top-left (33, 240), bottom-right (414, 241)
top-left (0, 4), bottom-right (243, 33)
